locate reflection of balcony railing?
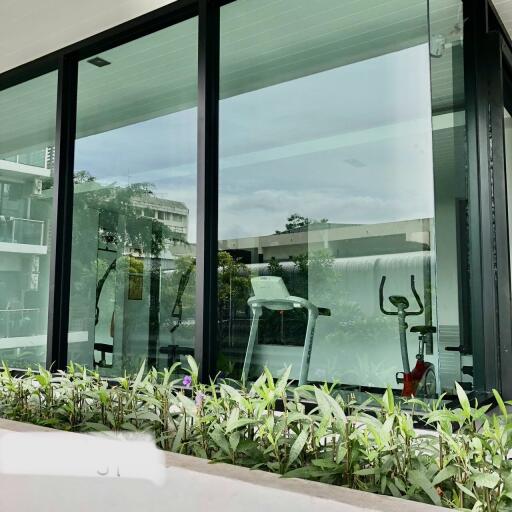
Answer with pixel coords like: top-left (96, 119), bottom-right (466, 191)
top-left (0, 218), bottom-right (45, 245)
top-left (0, 309), bottom-right (41, 338)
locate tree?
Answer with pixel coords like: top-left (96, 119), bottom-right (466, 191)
top-left (275, 213), bottom-right (328, 234)
top-left (41, 169), bottom-right (96, 190)
top-left (217, 251), bottom-right (251, 352)
top-left (74, 170), bottom-right (96, 184)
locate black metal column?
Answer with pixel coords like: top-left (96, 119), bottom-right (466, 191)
top-left (463, 0), bottom-right (499, 393)
top-left (195, 0), bottom-right (220, 381)
top-left (46, 53), bottom-right (78, 371)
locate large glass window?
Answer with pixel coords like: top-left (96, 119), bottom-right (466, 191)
top-left (217, 0), bottom-right (469, 397)
top-left (0, 71), bottom-right (58, 367)
top-left (68, 18), bottom-right (198, 375)
top-left (429, 0), bottom-right (471, 392)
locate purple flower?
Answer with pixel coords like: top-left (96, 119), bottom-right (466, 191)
top-left (195, 392), bottom-right (206, 408)
top-left (182, 375), bottom-right (192, 388)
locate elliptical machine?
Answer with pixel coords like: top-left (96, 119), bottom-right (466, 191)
top-left (379, 275), bottom-right (436, 398)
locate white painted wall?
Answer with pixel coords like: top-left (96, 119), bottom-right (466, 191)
top-left (0, 423), bottom-right (443, 512)
top-left (0, 0), bottom-right (177, 74)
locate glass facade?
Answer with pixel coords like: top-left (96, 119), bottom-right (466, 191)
top-left (505, 107), bottom-right (512, 300)
top-left (0, 71), bottom-right (58, 367)
top-left (67, 18), bottom-right (198, 375)
top-left (2, 0), bottom-right (512, 400)
top-left (429, 0), bottom-right (471, 392)
top-left (216, 0), bottom-right (470, 397)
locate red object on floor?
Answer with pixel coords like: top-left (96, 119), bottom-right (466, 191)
top-left (401, 360), bottom-right (427, 397)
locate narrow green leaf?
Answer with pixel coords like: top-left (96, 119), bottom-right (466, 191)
top-left (288, 429), bottom-right (309, 468)
top-left (211, 427), bottom-right (231, 455)
top-left (172, 415), bottom-right (186, 452)
top-left (408, 470), bottom-right (442, 506)
top-left (455, 481), bottom-right (476, 500)
top-left (275, 366), bottom-right (291, 396)
top-left (226, 407), bottom-right (240, 432)
top-left (387, 481), bottom-right (401, 498)
top-left (185, 355), bottom-right (198, 381)
top-left (455, 382), bottom-right (470, 416)
top-left (432, 465), bottom-right (458, 486)
top-left (314, 388), bottom-right (332, 418)
top-left (133, 361), bottom-right (146, 390)
top-left (492, 388), bottom-right (508, 418)
top-left (229, 431), bottom-right (241, 453)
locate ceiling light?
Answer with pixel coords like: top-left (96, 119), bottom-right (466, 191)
top-left (87, 57), bottom-right (111, 67)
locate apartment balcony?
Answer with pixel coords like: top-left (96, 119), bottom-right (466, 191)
top-left (0, 217), bottom-right (47, 255)
top-left (0, 158), bottom-right (51, 180)
top-left (0, 308), bottom-right (41, 340)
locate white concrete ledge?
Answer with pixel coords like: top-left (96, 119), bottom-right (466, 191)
top-left (0, 418), bottom-right (444, 512)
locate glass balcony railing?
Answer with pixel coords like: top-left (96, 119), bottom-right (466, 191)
top-left (0, 309), bottom-right (41, 339)
top-left (0, 218), bottom-right (45, 245)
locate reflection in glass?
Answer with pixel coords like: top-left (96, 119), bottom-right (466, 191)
top-left (0, 71), bottom-right (57, 367)
top-left (504, 108), bottom-right (512, 296)
top-left (217, 0), bottom-right (469, 397)
top-left (68, 18), bottom-right (198, 375)
top-left (429, 0), bottom-right (471, 393)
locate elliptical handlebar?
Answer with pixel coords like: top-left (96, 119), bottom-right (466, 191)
top-left (409, 275), bottom-right (424, 316)
top-left (379, 275), bottom-right (424, 316)
top-left (379, 276), bottom-right (394, 315)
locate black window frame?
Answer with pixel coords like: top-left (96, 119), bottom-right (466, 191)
top-left (0, 0), bottom-right (510, 400)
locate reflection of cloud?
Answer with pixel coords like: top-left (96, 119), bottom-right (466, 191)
top-left (75, 109), bottom-right (197, 177)
top-left (219, 188), bottom-right (432, 240)
top-left (217, 43), bottom-right (434, 240)
top-left (74, 42), bottom-right (434, 246)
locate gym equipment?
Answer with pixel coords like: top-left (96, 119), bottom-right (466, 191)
top-left (94, 257), bottom-right (195, 369)
top-left (159, 262), bottom-right (195, 367)
top-left (94, 257), bottom-right (117, 368)
top-left (379, 275), bottom-right (436, 398)
top-left (242, 276), bottom-right (330, 385)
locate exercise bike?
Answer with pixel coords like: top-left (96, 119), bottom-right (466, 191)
top-left (379, 275), bottom-right (436, 398)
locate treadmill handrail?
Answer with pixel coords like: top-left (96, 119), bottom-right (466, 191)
top-left (248, 295), bottom-right (319, 316)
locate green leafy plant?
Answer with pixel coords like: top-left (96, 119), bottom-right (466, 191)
top-left (0, 358), bottom-right (510, 511)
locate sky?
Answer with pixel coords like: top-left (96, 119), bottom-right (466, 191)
top-left (74, 43), bottom-right (434, 244)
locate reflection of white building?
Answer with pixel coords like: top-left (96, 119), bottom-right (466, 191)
top-left (131, 194), bottom-right (189, 238)
top-left (0, 152), bottom-right (50, 347)
top-left (219, 219), bottom-right (431, 263)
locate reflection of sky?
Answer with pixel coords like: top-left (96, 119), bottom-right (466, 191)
top-left (219, 43), bottom-right (433, 239)
top-left (75, 109), bottom-right (198, 241)
top-left (75, 43), bottom-right (433, 243)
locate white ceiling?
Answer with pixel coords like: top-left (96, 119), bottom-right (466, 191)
top-left (493, 0), bottom-right (512, 37)
top-left (1, 0), bottom-right (464, 157)
top-left (0, 0), bottom-right (176, 75)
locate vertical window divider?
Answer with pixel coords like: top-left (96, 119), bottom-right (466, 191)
top-left (46, 52), bottom-right (78, 371)
top-left (462, 0), bottom-right (497, 393)
top-left (196, 0), bottom-right (220, 381)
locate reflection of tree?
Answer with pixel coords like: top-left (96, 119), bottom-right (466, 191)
top-left (217, 251), bottom-right (251, 339)
top-left (267, 257), bottom-right (285, 278)
top-left (275, 213), bottom-right (328, 234)
top-left (74, 170), bottom-right (95, 184)
top-left (72, 171), bottom-right (187, 255)
top-left (261, 250), bottom-right (393, 351)
top-left (216, 251), bottom-right (251, 376)
top-left (68, 173), bottom-right (191, 339)
top-left (160, 255), bottom-right (196, 338)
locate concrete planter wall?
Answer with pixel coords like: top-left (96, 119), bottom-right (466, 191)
top-left (0, 418), bottom-right (444, 512)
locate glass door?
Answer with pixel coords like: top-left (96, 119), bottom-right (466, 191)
top-left (487, 34), bottom-right (512, 399)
